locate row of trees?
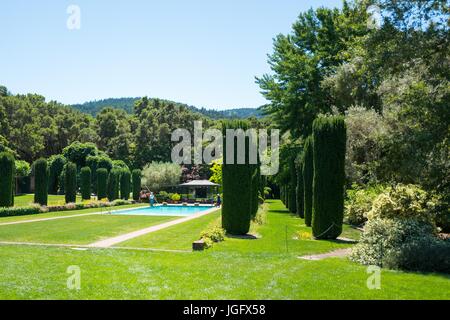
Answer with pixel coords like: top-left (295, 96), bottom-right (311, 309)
top-left (0, 150), bottom-right (142, 207)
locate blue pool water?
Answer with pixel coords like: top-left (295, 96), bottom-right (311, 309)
top-left (111, 205), bottom-right (213, 217)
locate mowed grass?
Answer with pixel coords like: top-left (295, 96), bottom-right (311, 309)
top-left (13, 194), bottom-right (83, 207)
top-left (0, 203), bottom-right (148, 224)
top-left (118, 210), bottom-right (221, 250)
top-left (0, 214), bottom-right (178, 245)
top-left (0, 200), bottom-right (448, 299)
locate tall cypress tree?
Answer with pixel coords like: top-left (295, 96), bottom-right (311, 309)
top-left (65, 162), bottom-right (77, 204)
top-left (34, 158), bottom-right (48, 206)
top-left (0, 152), bottom-right (15, 207)
top-left (132, 169), bottom-right (141, 201)
top-left (107, 169), bottom-right (120, 201)
top-left (303, 136), bottom-right (314, 227)
top-left (312, 116), bottom-right (346, 239)
top-left (120, 169), bottom-right (131, 200)
top-left (80, 166), bottom-right (91, 200)
top-left (97, 168), bottom-right (108, 200)
top-left (288, 159), bottom-right (297, 214)
top-left (296, 156), bottom-right (304, 218)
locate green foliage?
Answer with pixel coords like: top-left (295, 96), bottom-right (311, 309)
top-left (312, 116), bottom-right (346, 239)
top-left (47, 155), bottom-right (66, 194)
top-left (221, 120), bottom-right (254, 235)
top-left (200, 226), bottom-right (225, 248)
top-left (288, 160), bottom-right (297, 214)
top-left (96, 168), bottom-right (108, 200)
top-left (120, 169), bottom-right (131, 200)
top-left (367, 184), bottom-right (435, 225)
top-left (86, 155), bottom-right (113, 193)
top-left (107, 169), bottom-right (120, 201)
top-left (33, 158), bottom-right (48, 206)
top-left (171, 193), bottom-right (181, 202)
top-left (345, 185), bottom-right (386, 226)
top-left (0, 152), bottom-right (15, 207)
top-left (131, 169), bottom-right (141, 201)
top-left (62, 142), bottom-right (98, 168)
top-left (64, 162), bottom-right (77, 204)
top-left (15, 160), bottom-right (30, 178)
top-left (80, 167), bottom-right (91, 200)
top-left (209, 159), bottom-right (222, 191)
top-left (141, 162), bottom-right (181, 192)
top-left (302, 136), bottom-right (313, 226)
top-left (250, 165), bottom-right (260, 218)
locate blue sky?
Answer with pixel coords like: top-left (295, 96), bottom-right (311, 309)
top-left (1, 0), bottom-right (343, 109)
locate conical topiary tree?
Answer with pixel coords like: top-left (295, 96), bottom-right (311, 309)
top-left (120, 169), bottom-right (131, 200)
top-left (0, 152), bottom-right (15, 207)
top-left (132, 169), bottom-right (141, 201)
top-left (80, 166), bottom-right (91, 200)
top-left (97, 168), bottom-right (108, 200)
top-left (303, 135), bottom-right (314, 227)
top-left (107, 169), bottom-right (120, 201)
top-left (64, 162), bottom-right (77, 203)
top-left (34, 158), bottom-right (49, 206)
top-left (312, 116), bottom-right (346, 239)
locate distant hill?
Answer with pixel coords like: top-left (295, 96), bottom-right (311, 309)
top-left (71, 97), bottom-right (262, 119)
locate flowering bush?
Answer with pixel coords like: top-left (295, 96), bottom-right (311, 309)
top-left (345, 185), bottom-right (385, 226)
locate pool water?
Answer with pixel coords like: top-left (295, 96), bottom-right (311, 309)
top-left (111, 205), bottom-right (213, 217)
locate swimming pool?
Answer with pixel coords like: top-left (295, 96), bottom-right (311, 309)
top-left (110, 205), bottom-right (214, 217)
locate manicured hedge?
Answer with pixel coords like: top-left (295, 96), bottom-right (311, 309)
top-left (296, 156), bottom-right (304, 218)
top-left (120, 169), bottom-right (131, 200)
top-left (34, 158), bottom-right (49, 206)
top-left (312, 116), bottom-right (346, 239)
top-left (64, 162), bottom-right (77, 203)
top-left (250, 165), bottom-right (260, 218)
top-left (0, 152), bottom-right (15, 207)
top-left (288, 160), bottom-right (297, 214)
top-left (107, 169), bottom-right (120, 201)
top-left (221, 120), bottom-right (254, 235)
top-left (48, 155), bottom-right (66, 194)
top-left (97, 168), bottom-right (108, 200)
top-left (132, 169), bottom-right (141, 201)
top-left (303, 135), bottom-right (314, 227)
top-left (80, 166), bottom-right (91, 200)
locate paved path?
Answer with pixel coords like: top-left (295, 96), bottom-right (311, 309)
top-left (88, 207), bottom-right (220, 248)
top-left (298, 248), bottom-right (351, 261)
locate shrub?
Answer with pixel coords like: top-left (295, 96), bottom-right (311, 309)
top-left (296, 157), bottom-right (304, 218)
top-left (345, 185), bottom-right (385, 226)
top-left (288, 160), bottom-right (297, 214)
top-left (0, 152), bottom-right (15, 207)
top-left (171, 193), bottom-right (181, 202)
top-left (120, 169), bottom-right (131, 200)
top-left (0, 204), bottom-right (42, 217)
top-left (132, 169), bottom-right (141, 201)
top-left (367, 184), bottom-right (435, 225)
top-left (303, 136), bottom-right (313, 226)
top-left (221, 120), bottom-right (254, 235)
top-left (200, 225), bottom-right (226, 248)
top-left (97, 168), bottom-right (108, 200)
top-left (250, 166), bottom-right (260, 218)
top-left (312, 116), bottom-right (347, 239)
top-left (64, 162), bottom-right (77, 204)
top-left (107, 169), bottom-right (120, 201)
top-left (80, 166), bottom-right (91, 200)
top-left (33, 158), bottom-right (49, 206)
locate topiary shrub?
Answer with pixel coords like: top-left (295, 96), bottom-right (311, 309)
top-left (312, 116), bottom-right (346, 239)
top-left (80, 166), bottom-right (91, 200)
top-left (64, 162), bottom-right (77, 204)
top-left (107, 169), bottom-right (120, 201)
top-left (120, 169), bottom-right (131, 200)
top-left (303, 136), bottom-right (313, 226)
top-left (221, 120), bottom-right (254, 235)
top-left (296, 156), bottom-right (304, 218)
top-left (0, 152), bottom-right (15, 207)
top-left (288, 160), bottom-right (297, 214)
top-left (33, 158), bottom-right (49, 206)
top-left (48, 155), bottom-right (66, 194)
top-left (132, 169), bottom-right (141, 201)
top-left (97, 168), bottom-right (108, 200)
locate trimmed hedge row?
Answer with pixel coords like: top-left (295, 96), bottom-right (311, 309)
top-left (296, 157), bottom-right (304, 218)
top-left (0, 199), bottom-right (137, 218)
top-left (303, 135), bottom-right (313, 227)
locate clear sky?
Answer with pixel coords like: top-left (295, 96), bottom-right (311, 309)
top-left (1, 0), bottom-right (343, 109)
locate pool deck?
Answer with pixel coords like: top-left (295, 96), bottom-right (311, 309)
top-left (87, 206), bottom-right (220, 248)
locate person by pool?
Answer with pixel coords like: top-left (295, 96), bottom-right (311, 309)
top-left (216, 194), bottom-right (221, 207)
top-left (149, 192), bottom-right (157, 207)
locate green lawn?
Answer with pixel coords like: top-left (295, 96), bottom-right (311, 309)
top-left (13, 194), bottom-right (83, 207)
top-left (0, 214), bottom-right (177, 245)
top-left (0, 200), bottom-right (448, 299)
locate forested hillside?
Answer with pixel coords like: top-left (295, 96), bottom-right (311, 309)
top-left (71, 97), bottom-right (262, 119)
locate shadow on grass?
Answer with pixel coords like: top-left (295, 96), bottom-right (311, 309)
top-left (226, 234), bottom-right (260, 240)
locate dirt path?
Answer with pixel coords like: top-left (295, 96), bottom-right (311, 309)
top-left (298, 248), bottom-right (351, 260)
